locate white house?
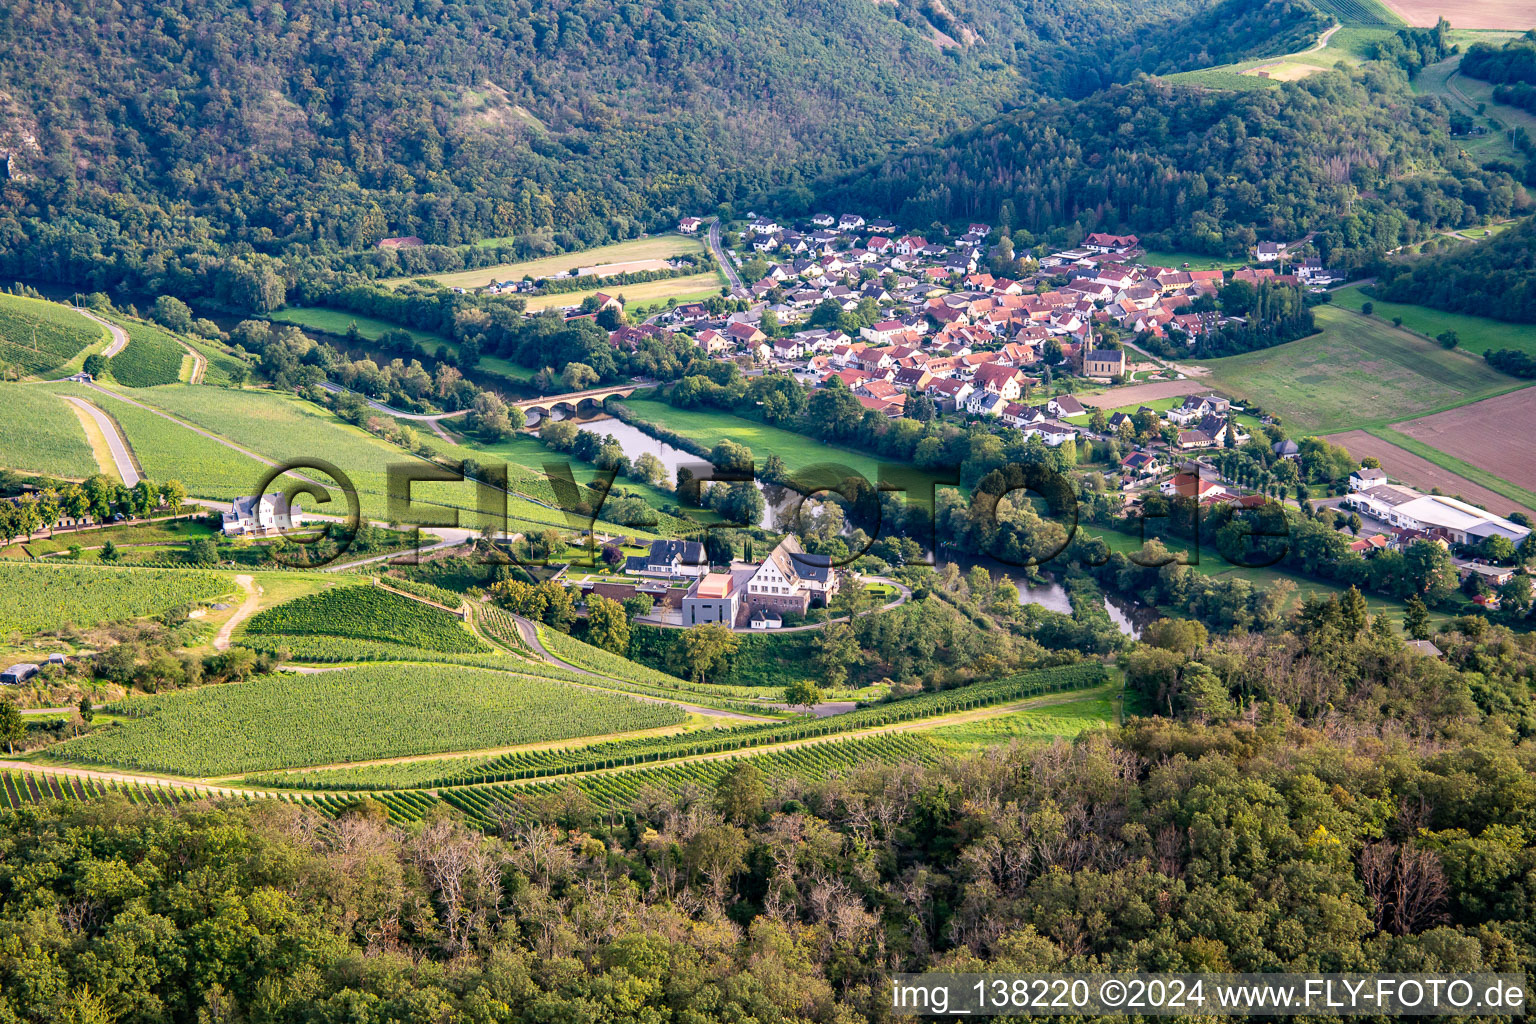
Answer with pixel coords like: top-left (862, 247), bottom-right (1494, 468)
top-left (222, 494), bottom-right (303, 536)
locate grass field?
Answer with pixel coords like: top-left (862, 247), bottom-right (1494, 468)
top-left (1201, 305), bottom-right (1524, 433)
top-left (1331, 284), bottom-right (1536, 358)
top-left (521, 271), bottom-right (727, 313)
top-left (106, 317), bottom-right (190, 387)
top-left (114, 385), bottom-right (450, 523)
top-left (621, 399), bottom-right (889, 479)
top-left (928, 687), bottom-right (1119, 749)
top-left (1413, 56), bottom-right (1525, 163)
top-left (50, 663), bottom-right (688, 776)
top-left (1139, 250), bottom-right (1250, 271)
top-left (0, 383), bottom-right (98, 478)
top-left (391, 234), bottom-right (708, 290)
top-left (268, 308), bottom-right (449, 349)
top-left (0, 562), bottom-right (234, 635)
top-left (1161, 25), bottom-right (1398, 89)
top-left (0, 295), bottom-right (106, 378)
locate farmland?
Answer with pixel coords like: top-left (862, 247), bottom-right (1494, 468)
top-left (1330, 284), bottom-right (1536, 357)
top-left (1324, 428), bottom-right (1536, 520)
top-left (50, 663), bottom-right (689, 776)
top-left (0, 383), bottom-right (97, 478)
top-left (390, 234), bottom-right (708, 290)
top-left (1379, 0), bottom-right (1533, 29)
top-left (521, 271), bottom-right (726, 313)
top-left (106, 317), bottom-right (189, 387)
top-left (1392, 389), bottom-right (1536, 495)
top-left (1201, 304), bottom-right (1524, 433)
top-left (242, 583), bottom-right (489, 654)
top-left (0, 562), bottom-right (234, 634)
top-left (0, 294), bottom-right (105, 378)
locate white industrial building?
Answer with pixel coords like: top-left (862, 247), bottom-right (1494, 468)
top-left (1343, 484), bottom-right (1531, 547)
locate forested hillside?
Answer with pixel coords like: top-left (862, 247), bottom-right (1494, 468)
top-left (814, 69), bottom-right (1530, 267)
top-left (0, 0), bottom-right (1210, 306)
top-left (1376, 217), bottom-right (1536, 322)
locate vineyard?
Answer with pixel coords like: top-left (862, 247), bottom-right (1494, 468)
top-left (538, 625), bottom-right (783, 705)
top-left (1, 771), bottom-right (215, 811)
top-left (0, 294), bottom-right (103, 377)
top-left (376, 575), bottom-right (468, 611)
top-left (434, 734), bottom-right (945, 826)
top-left (53, 663), bottom-right (690, 776)
top-left (107, 318), bottom-right (187, 387)
top-left (242, 662), bottom-right (1109, 791)
top-left (242, 583), bottom-right (489, 653)
top-left (42, 381), bottom-right (278, 500)
top-left (4, 733), bottom-right (941, 826)
top-left (0, 382), bottom-right (100, 479)
top-left (0, 562), bottom-right (234, 634)
top-left (472, 602), bottom-right (535, 655)
top-left (1309, 0), bottom-right (1400, 26)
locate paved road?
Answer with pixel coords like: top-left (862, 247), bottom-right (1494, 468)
top-left (1304, 23), bottom-right (1340, 55)
top-left (62, 396), bottom-right (141, 485)
top-left (76, 308), bottom-right (129, 357)
top-left (707, 218), bottom-right (747, 298)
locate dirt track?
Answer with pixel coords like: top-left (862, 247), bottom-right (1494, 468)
top-left (1079, 380), bottom-right (1209, 409)
top-left (1322, 430), bottom-right (1536, 520)
top-left (1392, 388), bottom-right (1536, 493)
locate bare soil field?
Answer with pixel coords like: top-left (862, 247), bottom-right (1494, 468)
top-left (1393, 388), bottom-right (1536, 492)
top-left (1381, 0), bottom-right (1533, 29)
top-left (1078, 380), bottom-right (1207, 409)
top-left (1322, 429), bottom-right (1536, 519)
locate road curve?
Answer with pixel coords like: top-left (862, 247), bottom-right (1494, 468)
top-left (76, 308), bottom-right (129, 357)
top-left (707, 218), bottom-right (747, 298)
top-left (62, 396), bottom-right (141, 485)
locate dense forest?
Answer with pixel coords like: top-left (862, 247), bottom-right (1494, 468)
top-left (4, 602), bottom-right (1535, 1022)
top-left (814, 68), bottom-right (1531, 267)
top-left (1375, 216), bottom-right (1536, 322)
top-left (0, 0), bottom-right (1215, 307)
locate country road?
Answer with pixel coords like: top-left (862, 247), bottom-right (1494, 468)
top-left (708, 218), bottom-right (747, 298)
top-left (214, 575), bottom-right (259, 650)
top-left (75, 308), bottom-right (129, 357)
top-left (61, 396), bottom-right (141, 485)
top-left (1305, 23), bottom-right (1339, 55)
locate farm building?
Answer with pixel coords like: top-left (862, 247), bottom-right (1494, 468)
top-left (1, 663), bottom-right (39, 684)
